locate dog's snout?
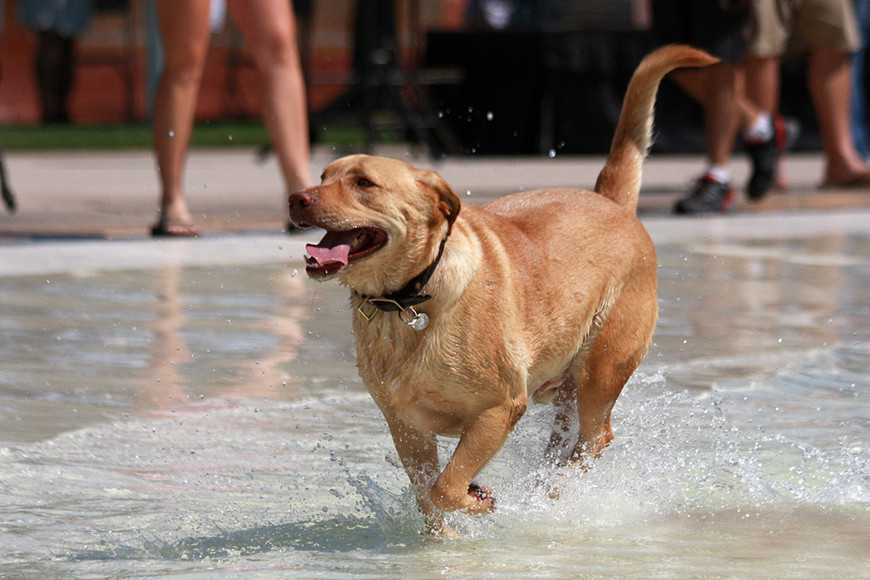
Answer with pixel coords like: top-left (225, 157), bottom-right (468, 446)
top-left (289, 191), bottom-right (317, 212)
top-left (288, 190), bottom-right (319, 228)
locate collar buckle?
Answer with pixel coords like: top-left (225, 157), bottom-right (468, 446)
top-left (357, 300), bottom-right (379, 321)
top-left (357, 297), bottom-right (430, 331)
top-left (352, 226), bottom-right (452, 332)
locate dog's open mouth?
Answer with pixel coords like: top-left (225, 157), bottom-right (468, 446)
top-left (305, 227), bottom-right (387, 277)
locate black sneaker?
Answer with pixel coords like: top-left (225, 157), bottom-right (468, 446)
top-left (672, 175), bottom-right (734, 215)
top-left (745, 115), bottom-right (800, 200)
top-left (745, 134), bottom-right (778, 201)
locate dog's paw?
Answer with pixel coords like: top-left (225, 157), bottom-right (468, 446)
top-left (423, 518), bottom-right (461, 539)
top-left (545, 483), bottom-right (562, 501)
top-left (466, 482), bottom-right (496, 514)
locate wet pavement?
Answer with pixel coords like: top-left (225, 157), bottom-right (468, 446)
top-left (0, 210), bottom-right (868, 577)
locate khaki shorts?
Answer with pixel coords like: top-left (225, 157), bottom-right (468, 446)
top-left (750, 0), bottom-right (861, 57)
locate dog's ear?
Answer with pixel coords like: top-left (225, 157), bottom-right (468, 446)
top-left (417, 170), bottom-right (461, 229)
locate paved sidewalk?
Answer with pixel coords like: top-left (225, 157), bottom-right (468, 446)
top-left (1, 147), bottom-right (868, 240)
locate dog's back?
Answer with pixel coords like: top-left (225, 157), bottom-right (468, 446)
top-left (475, 45), bottom-right (718, 382)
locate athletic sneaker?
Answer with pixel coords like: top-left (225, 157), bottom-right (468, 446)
top-left (672, 174), bottom-right (734, 215)
top-left (745, 135), bottom-right (778, 200)
top-left (745, 115), bottom-right (800, 200)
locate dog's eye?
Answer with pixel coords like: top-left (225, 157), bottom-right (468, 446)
top-left (356, 177), bottom-right (376, 188)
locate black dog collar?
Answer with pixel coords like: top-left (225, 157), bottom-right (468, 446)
top-left (353, 211), bottom-right (456, 329)
top-left (354, 232), bottom-right (450, 313)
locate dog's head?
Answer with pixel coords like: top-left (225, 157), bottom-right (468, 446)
top-left (289, 155), bottom-right (460, 293)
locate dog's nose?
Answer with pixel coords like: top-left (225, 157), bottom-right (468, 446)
top-left (288, 190), bottom-right (318, 228)
top-left (288, 191), bottom-right (317, 213)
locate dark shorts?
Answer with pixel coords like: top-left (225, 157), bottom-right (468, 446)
top-left (652, 0), bottom-right (751, 63)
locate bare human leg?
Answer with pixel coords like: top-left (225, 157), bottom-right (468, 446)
top-left (673, 66), bottom-right (761, 133)
top-left (153, 0), bottom-right (211, 234)
top-left (702, 63), bottom-right (742, 168)
top-left (807, 48), bottom-right (870, 184)
top-left (671, 63), bottom-right (742, 213)
top-left (229, 0), bottom-right (312, 195)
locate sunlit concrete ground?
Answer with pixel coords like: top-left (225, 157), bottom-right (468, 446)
top-left (1, 148), bottom-right (869, 239)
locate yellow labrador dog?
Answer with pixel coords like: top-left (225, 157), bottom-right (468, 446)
top-left (290, 45), bottom-right (716, 532)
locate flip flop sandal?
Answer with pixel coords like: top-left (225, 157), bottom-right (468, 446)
top-left (150, 222), bottom-right (200, 238)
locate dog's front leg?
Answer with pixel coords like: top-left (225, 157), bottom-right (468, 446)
top-left (383, 415), bottom-right (444, 531)
top-left (429, 400), bottom-right (526, 514)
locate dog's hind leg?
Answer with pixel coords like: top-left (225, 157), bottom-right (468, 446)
top-left (544, 376), bottom-right (577, 464)
top-left (569, 284), bottom-right (657, 466)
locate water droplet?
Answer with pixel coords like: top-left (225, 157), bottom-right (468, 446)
top-left (168, 130), bottom-right (175, 138)
top-left (465, 190), bottom-right (472, 197)
top-left (227, 134), bottom-right (233, 141)
top-left (548, 149), bottom-right (556, 158)
top-left (486, 111), bottom-right (494, 121)
top-left (437, 111), bottom-right (444, 118)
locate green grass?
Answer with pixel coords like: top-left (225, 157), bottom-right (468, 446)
top-left (0, 122), bottom-right (371, 151)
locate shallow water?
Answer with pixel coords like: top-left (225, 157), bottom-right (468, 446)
top-left (1, 229), bottom-right (868, 578)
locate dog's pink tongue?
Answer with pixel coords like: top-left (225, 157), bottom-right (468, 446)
top-left (306, 243), bottom-right (351, 267)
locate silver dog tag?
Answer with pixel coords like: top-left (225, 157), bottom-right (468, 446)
top-left (406, 310), bottom-right (429, 331)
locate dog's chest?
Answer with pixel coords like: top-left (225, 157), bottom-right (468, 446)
top-left (353, 316), bottom-right (432, 388)
top-left (353, 316), bottom-right (468, 413)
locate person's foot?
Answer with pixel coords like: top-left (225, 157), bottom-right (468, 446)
top-left (821, 169), bottom-right (870, 188)
top-left (150, 221), bottom-right (200, 237)
top-left (152, 199), bottom-right (199, 237)
top-left (822, 157), bottom-right (870, 188)
top-left (673, 174), bottom-right (734, 215)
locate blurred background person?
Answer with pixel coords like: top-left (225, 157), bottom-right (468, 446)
top-left (651, 0), bottom-right (756, 215)
top-left (745, 0), bottom-right (870, 189)
top-left (17, 0), bottom-right (92, 124)
top-left (151, 0), bottom-right (311, 237)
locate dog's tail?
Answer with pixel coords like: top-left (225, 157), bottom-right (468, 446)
top-left (594, 45), bottom-right (718, 213)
